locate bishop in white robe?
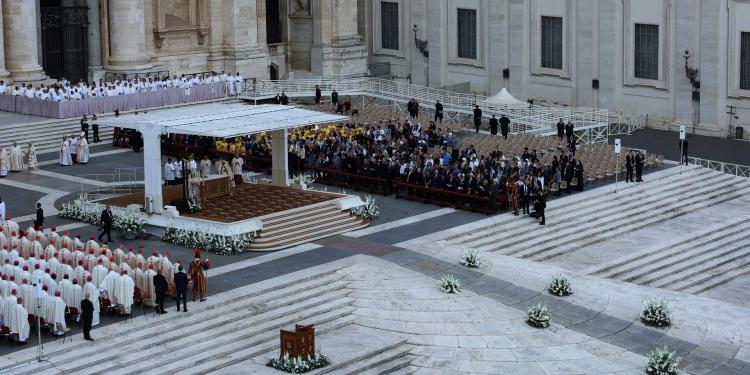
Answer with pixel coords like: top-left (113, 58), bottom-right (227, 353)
top-left (9, 142), bottom-right (23, 172)
top-left (77, 136), bottom-right (89, 164)
top-left (115, 271), bottom-right (134, 314)
top-left (25, 143), bottom-right (38, 171)
top-left (10, 298), bottom-right (29, 342)
top-left (59, 138), bottom-right (72, 166)
top-left (83, 276), bottom-right (100, 325)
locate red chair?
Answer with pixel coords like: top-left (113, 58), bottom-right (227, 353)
top-left (100, 298), bottom-right (112, 313)
top-left (1, 325), bottom-right (14, 347)
top-left (66, 307), bottom-right (80, 325)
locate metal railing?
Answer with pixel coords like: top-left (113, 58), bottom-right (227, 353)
top-left (608, 113), bottom-right (647, 136)
top-left (688, 157), bottom-right (750, 178)
top-left (79, 167), bottom-right (145, 198)
top-left (244, 78), bottom-right (610, 143)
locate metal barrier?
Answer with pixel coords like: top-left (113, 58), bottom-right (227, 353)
top-left (688, 157), bottom-right (750, 178)
top-left (79, 167), bottom-right (145, 198)
top-left (244, 78), bottom-right (610, 143)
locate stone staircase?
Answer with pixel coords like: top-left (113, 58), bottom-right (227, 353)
top-left (587, 217), bottom-right (750, 294)
top-left (250, 202), bottom-right (368, 251)
top-left (445, 166), bottom-right (750, 262)
top-left (8, 270), bottom-right (358, 375)
top-left (0, 117), bottom-right (114, 155)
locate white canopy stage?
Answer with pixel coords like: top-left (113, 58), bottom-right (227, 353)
top-left (97, 103), bottom-right (348, 213)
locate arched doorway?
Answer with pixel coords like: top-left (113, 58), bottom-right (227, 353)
top-left (40, 0), bottom-right (89, 82)
top-left (270, 64), bottom-right (278, 81)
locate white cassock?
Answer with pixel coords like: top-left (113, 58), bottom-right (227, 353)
top-left (9, 146), bottom-right (23, 172)
top-left (101, 271), bottom-right (120, 303)
top-left (10, 302), bottom-right (29, 342)
top-left (0, 280), bottom-right (8, 298)
top-left (59, 140), bottom-right (72, 166)
top-left (68, 283), bottom-right (83, 312)
top-left (83, 282), bottom-right (100, 325)
top-left (115, 274), bottom-right (134, 314)
top-left (113, 248), bottom-right (125, 265)
top-left (92, 264), bottom-right (108, 288)
top-left (57, 279), bottom-right (72, 306)
top-left (160, 258), bottom-right (174, 287)
top-left (77, 138), bottom-right (89, 163)
top-left (46, 295), bottom-right (66, 334)
top-left (25, 145), bottom-right (38, 171)
top-left (0, 148), bottom-right (9, 176)
top-left (85, 240), bottom-right (99, 255)
top-left (47, 278), bottom-right (58, 296)
top-left (20, 284), bottom-right (34, 315)
top-left (19, 238), bottom-right (31, 259)
top-left (1, 296), bottom-right (15, 325)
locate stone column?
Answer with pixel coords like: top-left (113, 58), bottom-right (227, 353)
top-left (86, 0), bottom-right (103, 80)
top-left (0, 0), bottom-right (9, 78)
top-left (271, 129), bottom-right (289, 187)
top-left (142, 126), bottom-right (164, 214)
top-left (316, 0), bottom-right (367, 77)
top-left (2, 0), bottom-right (47, 82)
top-left (106, 0), bottom-right (151, 71)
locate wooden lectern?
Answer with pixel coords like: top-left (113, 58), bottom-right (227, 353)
top-left (279, 324), bottom-right (315, 358)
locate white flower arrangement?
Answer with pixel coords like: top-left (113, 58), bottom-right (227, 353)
top-left (459, 250), bottom-right (482, 268)
top-left (60, 194), bottom-right (145, 234)
top-left (162, 226), bottom-right (256, 255)
top-left (641, 299), bottom-right (672, 327)
top-left (646, 346), bottom-right (681, 375)
top-left (267, 351), bottom-right (330, 373)
top-left (187, 196), bottom-right (202, 213)
top-left (526, 304), bottom-right (551, 328)
top-left (439, 274), bottom-right (461, 294)
top-left (547, 274), bottom-right (573, 296)
top-left (350, 195), bottom-right (380, 221)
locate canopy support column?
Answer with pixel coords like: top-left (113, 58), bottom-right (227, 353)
top-left (271, 128), bottom-right (289, 187)
top-left (142, 127), bottom-right (164, 213)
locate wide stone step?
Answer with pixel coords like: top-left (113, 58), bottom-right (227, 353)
top-left (470, 171), bottom-right (728, 252)
top-left (444, 165), bottom-right (703, 244)
top-left (262, 204), bottom-right (341, 226)
top-left (113, 303), bottom-right (356, 375)
top-left (10, 271), bottom-right (346, 374)
top-left (649, 243), bottom-right (750, 290)
top-left (324, 344), bottom-right (414, 375)
top-left (261, 212), bottom-right (356, 237)
top-left (501, 175), bottom-right (744, 257)
top-left (177, 315), bottom-right (359, 375)
top-left (250, 220), bottom-right (367, 251)
top-left (520, 184), bottom-right (750, 261)
top-left (586, 217), bottom-right (750, 278)
top-left (681, 263), bottom-right (750, 294)
top-left (624, 232), bottom-right (750, 285)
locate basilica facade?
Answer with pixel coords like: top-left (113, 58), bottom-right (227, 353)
top-left (0, 0), bottom-right (748, 138)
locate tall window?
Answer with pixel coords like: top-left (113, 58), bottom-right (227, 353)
top-left (457, 8), bottom-right (477, 59)
top-left (541, 16), bottom-right (563, 69)
top-left (380, 2), bottom-right (399, 50)
top-left (634, 24), bottom-right (659, 80)
top-left (741, 32), bottom-right (750, 90)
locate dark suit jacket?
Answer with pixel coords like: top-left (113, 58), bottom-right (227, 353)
top-left (101, 209), bottom-right (113, 226)
top-left (174, 272), bottom-right (189, 292)
top-left (35, 208), bottom-right (44, 226)
top-left (81, 299), bottom-right (94, 318)
top-left (153, 274), bottom-right (168, 295)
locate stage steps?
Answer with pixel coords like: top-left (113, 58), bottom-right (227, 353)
top-left (0, 117), bottom-right (114, 155)
top-left (251, 204), bottom-right (367, 251)
top-left (9, 268), bottom-right (359, 375)
top-left (584, 217), bottom-right (750, 294)
top-left (447, 167), bottom-right (750, 263)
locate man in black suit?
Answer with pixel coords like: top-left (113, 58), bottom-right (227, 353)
top-left (679, 139), bottom-right (689, 165)
top-left (80, 115), bottom-right (89, 142)
top-left (98, 205), bottom-right (113, 243)
top-left (91, 114), bottom-right (100, 143)
top-left (473, 105), bottom-right (482, 133)
top-left (489, 115), bottom-right (499, 135)
top-left (565, 121), bottom-right (574, 144)
top-left (280, 91), bottom-right (289, 105)
top-left (315, 85), bottom-right (322, 104)
top-left (34, 203), bottom-right (44, 230)
top-left (434, 100), bottom-right (444, 123)
top-left (331, 89), bottom-right (339, 107)
top-left (625, 151), bottom-right (634, 182)
top-left (556, 118), bottom-right (565, 141)
top-left (499, 115), bottom-right (510, 140)
top-left (153, 269), bottom-right (168, 314)
top-left (174, 265), bottom-right (189, 312)
top-left (635, 152), bottom-right (644, 182)
top-left (81, 293), bottom-right (95, 341)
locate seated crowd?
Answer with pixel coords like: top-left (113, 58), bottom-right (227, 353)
top-left (0, 71), bottom-right (244, 101)
top-left (0, 219), bottom-right (181, 343)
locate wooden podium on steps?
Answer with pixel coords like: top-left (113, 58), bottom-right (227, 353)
top-left (279, 324), bottom-right (315, 358)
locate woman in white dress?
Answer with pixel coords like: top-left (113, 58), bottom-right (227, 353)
top-left (25, 143), bottom-right (38, 171)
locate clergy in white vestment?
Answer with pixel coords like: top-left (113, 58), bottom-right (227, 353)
top-left (83, 276), bottom-right (100, 325)
top-left (19, 282), bottom-right (35, 315)
top-left (164, 160), bottom-right (175, 185)
top-left (19, 238), bottom-right (31, 259)
top-left (77, 136), bottom-right (89, 163)
top-left (199, 155), bottom-right (212, 177)
top-left (47, 274), bottom-right (58, 296)
top-left (113, 247), bottom-right (126, 265)
top-left (0, 146), bottom-right (9, 177)
top-left (57, 274), bottom-right (72, 306)
top-left (10, 297), bottom-right (29, 342)
top-left (144, 265), bottom-right (157, 307)
top-left (68, 280), bottom-right (83, 311)
top-left (231, 154), bottom-right (244, 185)
top-left (234, 73), bottom-right (243, 95)
top-left (116, 270), bottom-right (134, 314)
top-left (47, 291), bottom-right (67, 335)
top-left (92, 260), bottom-right (108, 288)
top-left (9, 142), bottom-right (23, 172)
top-left (101, 270), bottom-right (120, 303)
top-left (160, 255), bottom-right (175, 287)
top-left (25, 143), bottom-right (38, 171)
top-left (1, 290), bottom-right (17, 325)
top-left (59, 137), bottom-right (72, 166)
top-left (85, 237), bottom-right (99, 256)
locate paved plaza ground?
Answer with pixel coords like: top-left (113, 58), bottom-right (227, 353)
top-left (0, 131), bottom-right (748, 374)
